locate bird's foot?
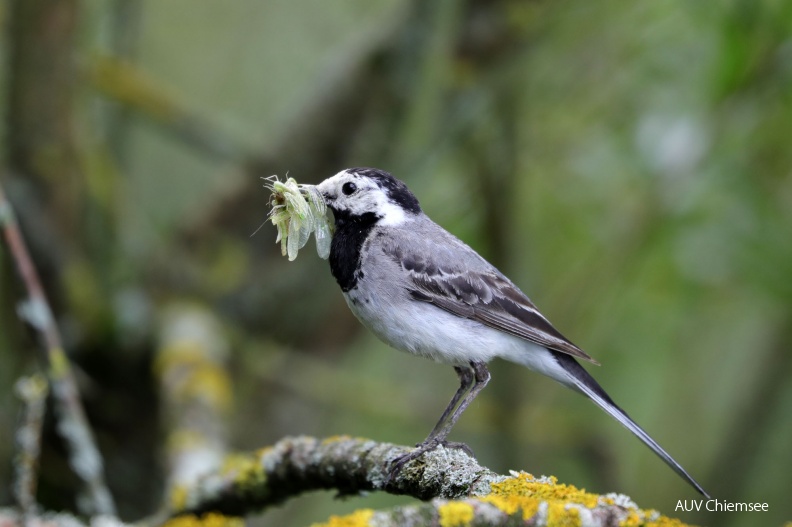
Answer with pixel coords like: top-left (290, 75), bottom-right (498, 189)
top-left (386, 439), bottom-right (475, 483)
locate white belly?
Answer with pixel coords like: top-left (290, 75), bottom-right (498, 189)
top-left (342, 288), bottom-right (571, 386)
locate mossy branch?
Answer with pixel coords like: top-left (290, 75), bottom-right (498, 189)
top-left (170, 435), bottom-right (494, 516)
top-left (0, 435), bottom-right (693, 527)
top-left (156, 304), bottom-right (232, 497)
top-left (168, 435), bottom-right (691, 527)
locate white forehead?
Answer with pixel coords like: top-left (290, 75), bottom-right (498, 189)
top-left (319, 170), bottom-right (408, 226)
top-left (320, 169), bottom-right (382, 197)
top-left (331, 169), bottom-right (380, 189)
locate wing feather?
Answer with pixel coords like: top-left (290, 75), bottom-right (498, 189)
top-left (387, 241), bottom-right (599, 365)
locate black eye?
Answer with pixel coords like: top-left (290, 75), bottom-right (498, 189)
top-left (342, 182), bottom-right (357, 196)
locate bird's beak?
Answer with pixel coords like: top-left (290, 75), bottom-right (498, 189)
top-left (315, 180), bottom-right (335, 207)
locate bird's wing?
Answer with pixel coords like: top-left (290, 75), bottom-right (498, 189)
top-left (383, 238), bottom-right (599, 365)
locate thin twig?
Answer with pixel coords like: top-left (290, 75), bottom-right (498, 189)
top-left (0, 182), bottom-right (116, 517)
top-left (13, 374), bottom-right (49, 520)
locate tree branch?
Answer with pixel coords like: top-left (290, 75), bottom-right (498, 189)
top-left (156, 304), bottom-right (232, 502)
top-left (86, 56), bottom-right (252, 164)
top-left (169, 435), bottom-right (689, 527)
top-left (0, 182), bottom-right (116, 516)
top-left (0, 435), bottom-right (693, 527)
top-left (173, 435), bottom-right (494, 517)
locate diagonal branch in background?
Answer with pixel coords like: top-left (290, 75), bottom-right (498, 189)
top-left (86, 55), bottom-right (255, 165)
top-left (86, 0), bottom-right (412, 229)
top-left (86, 0), bottom-right (412, 175)
top-left (0, 181), bottom-right (117, 517)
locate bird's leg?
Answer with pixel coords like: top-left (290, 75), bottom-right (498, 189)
top-left (427, 361), bottom-right (490, 448)
top-left (388, 362), bottom-right (490, 478)
top-left (423, 365), bottom-right (475, 442)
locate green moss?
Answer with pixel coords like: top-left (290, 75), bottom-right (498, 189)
top-left (220, 451), bottom-right (269, 506)
top-left (227, 452), bottom-right (267, 491)
top-left (63, 259), bottom-right (105, 331)
top-left (49, 347), bottom-right (71, 378)
top-left (219, 453), bottom-right (256, 476)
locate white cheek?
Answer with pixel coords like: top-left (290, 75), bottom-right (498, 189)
top-left (377, 201), bottom-right (407, 225)
top-left (364, 190), bottom-right (409, 226)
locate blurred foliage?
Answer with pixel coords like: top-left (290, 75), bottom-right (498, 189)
top-left (1, 1), bottom-right (792, 526)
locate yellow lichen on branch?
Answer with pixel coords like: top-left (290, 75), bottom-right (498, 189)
top-left (313, 509), bottom-right (375, 527)
top-left (157, 304), bottom-right (232, 502)
top-left (311, 472), bottom-right (697, 527)
top-left (167, 436), bottom-right (698, 527)
top-left (163, 513), bottom-right (244, 527)
top-left (155, 340), bottom-right (233, 413)
top-left (476, 473), bottom-right (693, 526)
top-left (438, 502), bottom-right (475, 527)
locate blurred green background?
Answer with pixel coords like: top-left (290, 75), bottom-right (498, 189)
top-left (1, 1), bottom-right (791, 526)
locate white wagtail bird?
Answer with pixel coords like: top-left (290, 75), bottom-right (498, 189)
top-left (315, 167), bottom-right (710, 497)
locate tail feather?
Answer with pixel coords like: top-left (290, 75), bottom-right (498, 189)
top-left (554, 352), bottom-right (711, 499)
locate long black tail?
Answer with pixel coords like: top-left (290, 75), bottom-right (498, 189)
top-left (554, 352), bottom-right (711, 499)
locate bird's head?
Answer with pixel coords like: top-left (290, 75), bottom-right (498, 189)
top-left (316, 168), bottom-right (421, 227)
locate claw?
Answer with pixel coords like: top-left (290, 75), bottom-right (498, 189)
top-left (385, 439), bottom-right (475, 484)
